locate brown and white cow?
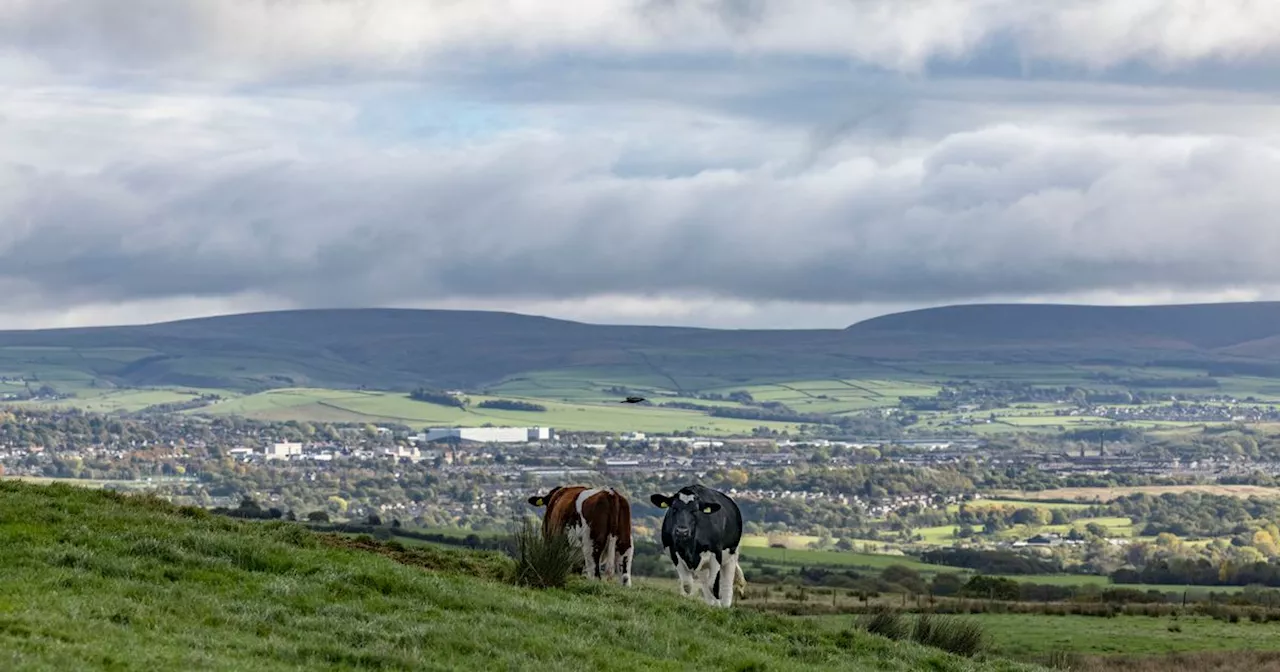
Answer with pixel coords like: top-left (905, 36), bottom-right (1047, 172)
top-left (527, 485), bottom-right (634, 586)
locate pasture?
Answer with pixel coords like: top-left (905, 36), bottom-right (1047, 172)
top-left (0, 480), bottom-right (1040, 672)
top-left (805, 612), bottom-right (1280, 660)
top-left (191, 387), bottom-right (802, 434)
top-left (7, 343), bottom-right (1280, 437)
top-left (993, 485), bottom-right (1280, 503)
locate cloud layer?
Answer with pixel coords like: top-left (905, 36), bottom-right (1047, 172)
top-left (3, 0), bottom-right (1280, 328)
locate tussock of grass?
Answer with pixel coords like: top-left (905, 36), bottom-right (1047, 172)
top-left (0, 481), bottom-right (1043, 671)
top-left (855, 608), bottom-right (988, 658)
top-left (860, 606), bottom-right (908, 640)
top-left (512, 519), bottom-right (579, 589)
top-left (913, 612), bottom-right (988, 657)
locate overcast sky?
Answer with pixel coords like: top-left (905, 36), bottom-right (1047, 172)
top-left (4, 1), bottom-right (1280, 330)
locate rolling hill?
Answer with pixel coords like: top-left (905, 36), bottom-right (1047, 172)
top-left (3, 302), bottom-right (1280, 393)
top-left (0, 480), bottom-right (1040, 671)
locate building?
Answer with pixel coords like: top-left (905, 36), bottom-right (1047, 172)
top-left (264, 442), bottom-right (302, 460)
top-left (419, 427), bottom-right (554, 444)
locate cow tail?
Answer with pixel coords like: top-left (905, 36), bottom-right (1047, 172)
top-left (603, 534), bottom-right (617, 574)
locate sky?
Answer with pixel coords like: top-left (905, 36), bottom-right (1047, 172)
top-left (3, 1), bottom-right (1280, 331)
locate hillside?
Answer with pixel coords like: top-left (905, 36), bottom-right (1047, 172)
top-left (3, 302), bottom-right (1280, 393)
top-left (0, 481), bottom-right (1040, 671)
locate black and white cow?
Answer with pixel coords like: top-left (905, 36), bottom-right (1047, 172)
top-left (649, 484), bottom-right (744, 608)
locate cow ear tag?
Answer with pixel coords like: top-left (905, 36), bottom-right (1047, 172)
top-left (659, 501), bottom-right (669, 508)
top-left (702, 506), bottom-right (713, 514)
top-left (534, 497), bottom-right (544, 506)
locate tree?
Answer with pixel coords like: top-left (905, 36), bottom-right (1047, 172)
top-left (307, 511), bottom-right (330, 523)
top-left (1254, 529), bottom-right (1279, 557)
top-left (929, 572), bottom-right (965, 597)
top-left (326, 496), bottom-right (349, 514)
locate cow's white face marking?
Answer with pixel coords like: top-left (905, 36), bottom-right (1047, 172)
top-left (678, 492), bottom-right (696, 503)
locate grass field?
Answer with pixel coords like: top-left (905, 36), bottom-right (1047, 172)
top-left (994, 486), bottom-right (1280, 503)
top-left (186, 387), bottom-right (803, 434)
top-left (0, 475), bottom-right (191, 490)
top-left (0, 481), bottom-right (1040, 671)
top-left (9, 346), bottom-right (1280, 437)
top-left (741, 545), bottom-right (941, 572)
top-left (805, 612), bottom-right (1280, 659)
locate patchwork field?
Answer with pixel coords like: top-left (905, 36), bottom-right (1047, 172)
top-left (8, 346), bottom-right (1280, 436)
top-left (191, 387), bottom-right (802, 434)
top-left (994, 486), bottom-right (1280, 503)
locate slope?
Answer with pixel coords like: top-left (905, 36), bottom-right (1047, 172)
top-left (845, 302), bottom-right (1280, 350)
top-left (4, 302), bottom-right (1280, 393)
top-left (0, 481), bottom-right (1041, 672)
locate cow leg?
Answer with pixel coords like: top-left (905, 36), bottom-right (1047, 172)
top-left (716, 549), bottom-right (740, 608)
top-left (575, 525), bottom-right (595, 579)
top-left (591, 538), bottom-right (607, 580)
top-left (618, 543), bottom-right (634, 587)
top-left (596, 533), bottom-right (617, 580)
top-left (672, 553), bottom-right (698, 597)
top-left (695, 553), bottom-right (720, 605)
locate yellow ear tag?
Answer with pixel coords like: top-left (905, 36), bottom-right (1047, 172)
top-left (534, 498), bottom-right (544, 506)
top-left (659, 502), bottom-right (669, 508)
top-left (702, 506), bottom-right (713, 514)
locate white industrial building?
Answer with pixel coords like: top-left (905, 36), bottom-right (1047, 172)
top-left (418, 427), bottom-right (554, 444)
top-left (264, 442), bottom-right (302, 460)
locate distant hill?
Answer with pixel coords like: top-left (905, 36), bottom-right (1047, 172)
top-left (4, 302), bottom-right (1280, 392)
top-left (0, 480), bottom-right (1039, 671)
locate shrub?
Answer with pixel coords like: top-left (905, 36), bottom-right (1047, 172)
top-left (910, 613), bottom-right (987, 657)
top-left (511, 519), bottom-right (579, 589)
top-left (858, 606), bottom-right (906, 640)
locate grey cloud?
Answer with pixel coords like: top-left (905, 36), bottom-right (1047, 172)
top-left (4, 0), bottom-right (1280, 88)
top-left (5, 126), bottom-right (1280, 311)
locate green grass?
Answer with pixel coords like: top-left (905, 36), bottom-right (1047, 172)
top-left (0, 481), bottom-right (1042, 671)
top-left (805, 612), bottom-right (1280, 659)
top-left (9, 339), bottom-right (1280, 437)
top-left (741, 546), bottom-right (941, 572)
top-left (937, 613), bottom-right (1280, 658)
top-left (9, 388), bottom-right (212, 413)
top-left (946, 500), bottom-right (1095, 513)
top-left (0, 476), bottom-right (180, 490)
top-left (190, 387), bottom-right (802, 435)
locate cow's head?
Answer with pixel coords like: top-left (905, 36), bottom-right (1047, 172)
top-left (527, 486), bottom-right (563, 507)
top-left (650, 489), bottom-right (721, 542)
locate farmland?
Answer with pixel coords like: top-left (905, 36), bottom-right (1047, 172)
top-left (4, 303), bottom-right (1280, 437)
top-left (993, 486), bottom-right (1280, 503)
top-left (8, 365), bottom-right (1280, 437)
top-left (0, 480), bottom-right (1040, 672)
top-left (805, 613), bottom-right (1280, 660)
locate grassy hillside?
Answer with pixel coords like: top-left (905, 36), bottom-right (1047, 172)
top-left (0, 481), bottom-right (1041, 671)
top-left (4, 302), bottom-right (1280, 393)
